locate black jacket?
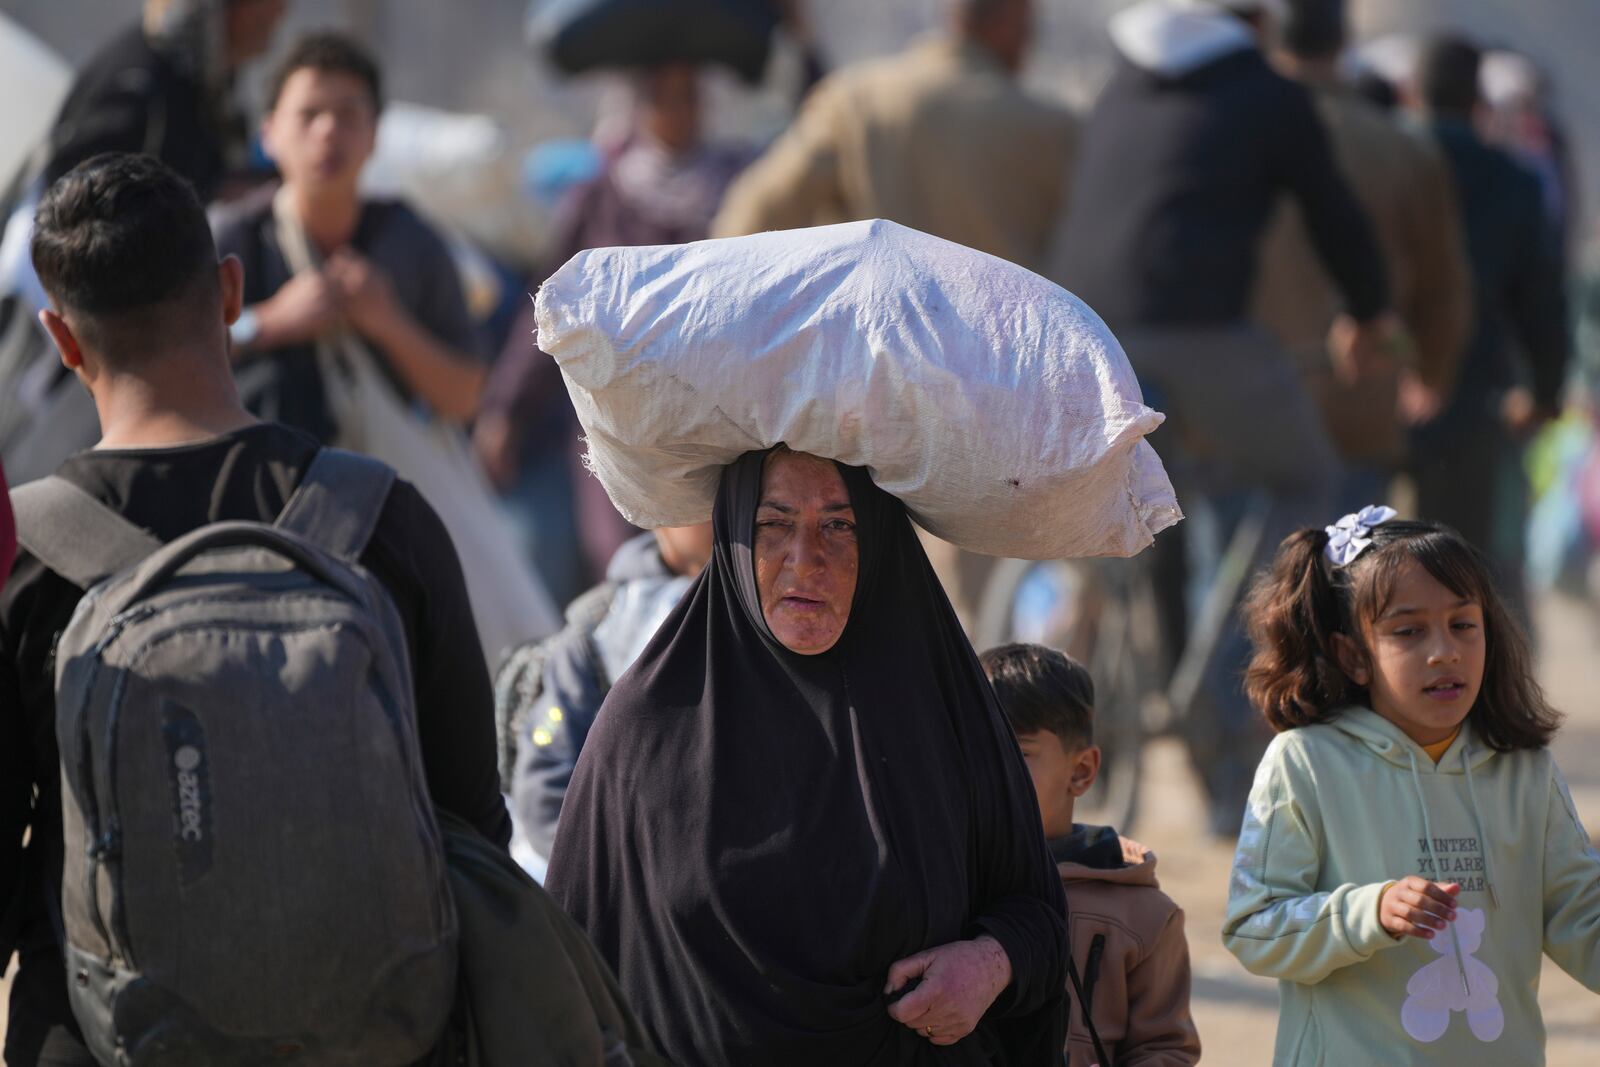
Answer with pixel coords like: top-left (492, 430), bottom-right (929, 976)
top-left (1424, 118), bottom-right (1570, 415)
top-left (1058, 8), bottom-right (1387, 329)
top-left (44, 24), bottom-right (236, 202)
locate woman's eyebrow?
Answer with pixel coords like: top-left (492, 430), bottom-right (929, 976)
top-left (757, 500), bottom-right (794, 513)
top-left (822, 502), bottom-right (854, 514)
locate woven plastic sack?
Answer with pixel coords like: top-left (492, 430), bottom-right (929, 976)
top-left (535, 219), bottom-right (1181, 560)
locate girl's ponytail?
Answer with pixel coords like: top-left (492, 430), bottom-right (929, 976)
top-left (1244, 527), bottom-right (1359, 731)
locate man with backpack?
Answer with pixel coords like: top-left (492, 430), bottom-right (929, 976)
top-left (1, 153), bottom-right (509, 1067)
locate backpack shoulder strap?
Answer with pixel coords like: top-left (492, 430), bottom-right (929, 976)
top-left (275, 448), bottom-right (397, 560)
top-left (10, 476), bottom-right (164, 588)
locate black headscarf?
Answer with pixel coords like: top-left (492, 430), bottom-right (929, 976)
top-left (546, 450), bottom-right (1067, 1066)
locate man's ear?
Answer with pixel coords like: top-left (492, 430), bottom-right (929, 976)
top-left (1331, 631), bottom-right (1371, 687)
top-left (219, 254), bottom-right (244, 326)
top-left (38, 307), bottom-right (84, 372)
top-left (1068, 744), bottom-right (1101, 799)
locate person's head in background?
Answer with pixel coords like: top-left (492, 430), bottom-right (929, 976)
top-left (951, 0), bottom-right (1034, 76)
top-left (30, 154), bottom-right (247, 440)
top-left (636, 63), bottom-right (704, 155)
top-left (1479, 50), bottom-right (1560, 168)
top-left (1203, 0), bottom-right (1287, 44)
top-left (143, 0), bottom-right (288, 72)
top-left (1277, 0), bottom-right (1345, 76)
top-left (981, 643), bottom-right (1099, 839)
top-left (1353, 69), bottom-right (1399, 111)
top-left (655, 522), bottom-right (714, 578)
top-left (263, 33), bottom-right (383, 214)
top-left (1409, 35), bottom-right (1484, 124)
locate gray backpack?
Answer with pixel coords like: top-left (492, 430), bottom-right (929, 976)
top-left (13, 449), bottom-right (458, 1067)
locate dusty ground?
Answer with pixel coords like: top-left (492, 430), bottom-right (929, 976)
top-left (3, 595), bottom-right (1597, 1062)
top-left (1141, 591), bottom-right (1600, 1065)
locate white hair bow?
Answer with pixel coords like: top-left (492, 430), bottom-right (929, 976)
top-left (1324, 505), bottom-right (1398, 567)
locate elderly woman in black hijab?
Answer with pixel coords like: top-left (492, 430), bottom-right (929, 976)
top-left (546, 446), bottom-right (1068, 1065)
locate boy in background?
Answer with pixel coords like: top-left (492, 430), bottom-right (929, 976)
top-left (982, 643), bottom-right (1201, 1067)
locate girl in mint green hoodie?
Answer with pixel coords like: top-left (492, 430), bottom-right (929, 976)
top-left (1223, 507), bottom-right (1600, 1066)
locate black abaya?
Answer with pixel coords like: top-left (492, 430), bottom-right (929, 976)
top-left (545, 451), bottom-right (1067, 1065)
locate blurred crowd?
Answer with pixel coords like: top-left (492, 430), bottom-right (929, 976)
top-left (4, 0), bottom-right (1591, 623)
top-left (1, 0), bottom-right (1598, 1063)
top-left (0, 0), bottom-right (1592, 861)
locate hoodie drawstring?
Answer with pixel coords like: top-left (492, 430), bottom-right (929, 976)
top-left (1461, 742), bottom-right (1502, 910)
top-left (1407, 749), bottom-right (1471, 998)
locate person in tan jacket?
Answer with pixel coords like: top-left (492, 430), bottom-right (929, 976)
top-left (1255, 0), bottom-right (1473, 508)
top-left (711, 0), bottom-right (1076, 274)
top-left (983, 643), bottom-right (1200, 1067)
top-left (714, 0), bottom-right (1077, 628)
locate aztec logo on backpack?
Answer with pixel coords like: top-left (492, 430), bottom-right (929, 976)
top-left (13, 448), bottom-right (456, 1066)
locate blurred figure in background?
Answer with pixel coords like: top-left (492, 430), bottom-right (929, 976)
top-left (43, 0), bottom-right (287, 204)
top-left (0, 461), bottom-right (11, 592)
top-left (503, 522), bottom-right (713, 868)
top-left (712, 0), bottom-right (1077, 626)
top-left (214, 33), bottom-right (560, 665)
top-left (713, 0), bottom-right (1074, 273)
top-left (0, 1), bottom-right (288, 481)
top-left (477, 63), bottom-right (751, 606)
top-left (1402, 37), bottom-right (1571, 622)
top-left (1257, 0), bottom-right (1473, 512)
top-left (1480, 50), bottom-right (1581, 270)
top-left (215, 32), bottom-right (487, 442)
top-left (548, 64), bottom-right (752, 259)
top-left (1053, 0), bottom-right (1393, 833)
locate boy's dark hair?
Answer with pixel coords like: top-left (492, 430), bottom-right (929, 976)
top-left (1417, 36), bottom-right (1483, 117)
top-left (980, 643), bottom-right (1095, 750)
top-left (1243, 519), bottom-right (1561, 751)
top-left (31, 153), bottom-right (219, 347)
top-left (1282, 0), bottom-right (1346, 61)
top-left (266, 32), bottom-right (383, 113)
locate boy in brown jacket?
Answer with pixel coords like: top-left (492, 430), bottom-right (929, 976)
top-left (982, 643), bottom-right (1201, 1067)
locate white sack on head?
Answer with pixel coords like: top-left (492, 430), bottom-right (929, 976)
top-left (535, 219), bottom-right (1181, 560)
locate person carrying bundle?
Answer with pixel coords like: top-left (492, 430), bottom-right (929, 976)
top-left (537, 219), bottom-right (1179, 1064)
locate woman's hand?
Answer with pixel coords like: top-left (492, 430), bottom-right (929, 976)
top-left (1380, 876), bottom-right (1460, 940)
top-left (885, 935), bottom-right (1013, 1046)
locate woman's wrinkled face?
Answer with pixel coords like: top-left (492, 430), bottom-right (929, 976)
top-left (754, 450), bottom-right (859, 655)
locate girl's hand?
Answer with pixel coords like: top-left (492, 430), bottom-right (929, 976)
top-left (885, 935), bottom-right (1012, 1046)
top-left (1380, 877), bottom-right (1461, 940)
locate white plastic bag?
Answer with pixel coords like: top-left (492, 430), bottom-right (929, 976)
top-left (536, 219), bottom-right (1181, 560)
top-left (272, 191), bottom-right (560, 666)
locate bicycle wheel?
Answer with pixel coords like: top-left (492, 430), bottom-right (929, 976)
top-left (973, 558), bottom-right (1145, 832)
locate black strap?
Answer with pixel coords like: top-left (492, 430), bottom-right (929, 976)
top-left (275, 448), bottom-right (396, 560)
top-left (10, 476), bottom-right (163, 588)
top-left (1066, 951), bottom-right (1112, 1067)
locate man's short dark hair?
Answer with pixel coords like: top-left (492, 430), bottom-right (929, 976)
top-left (980, 643), bottom-right (1095, 750)
top-left (1418, 36), bottom-right (1483, 116)
top-left (266, 32), bottom-right (384, 113)
top-left (31, 153), bottom-right (219, 338)
top-left (1282, 0), bottom-right (1346, 60)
